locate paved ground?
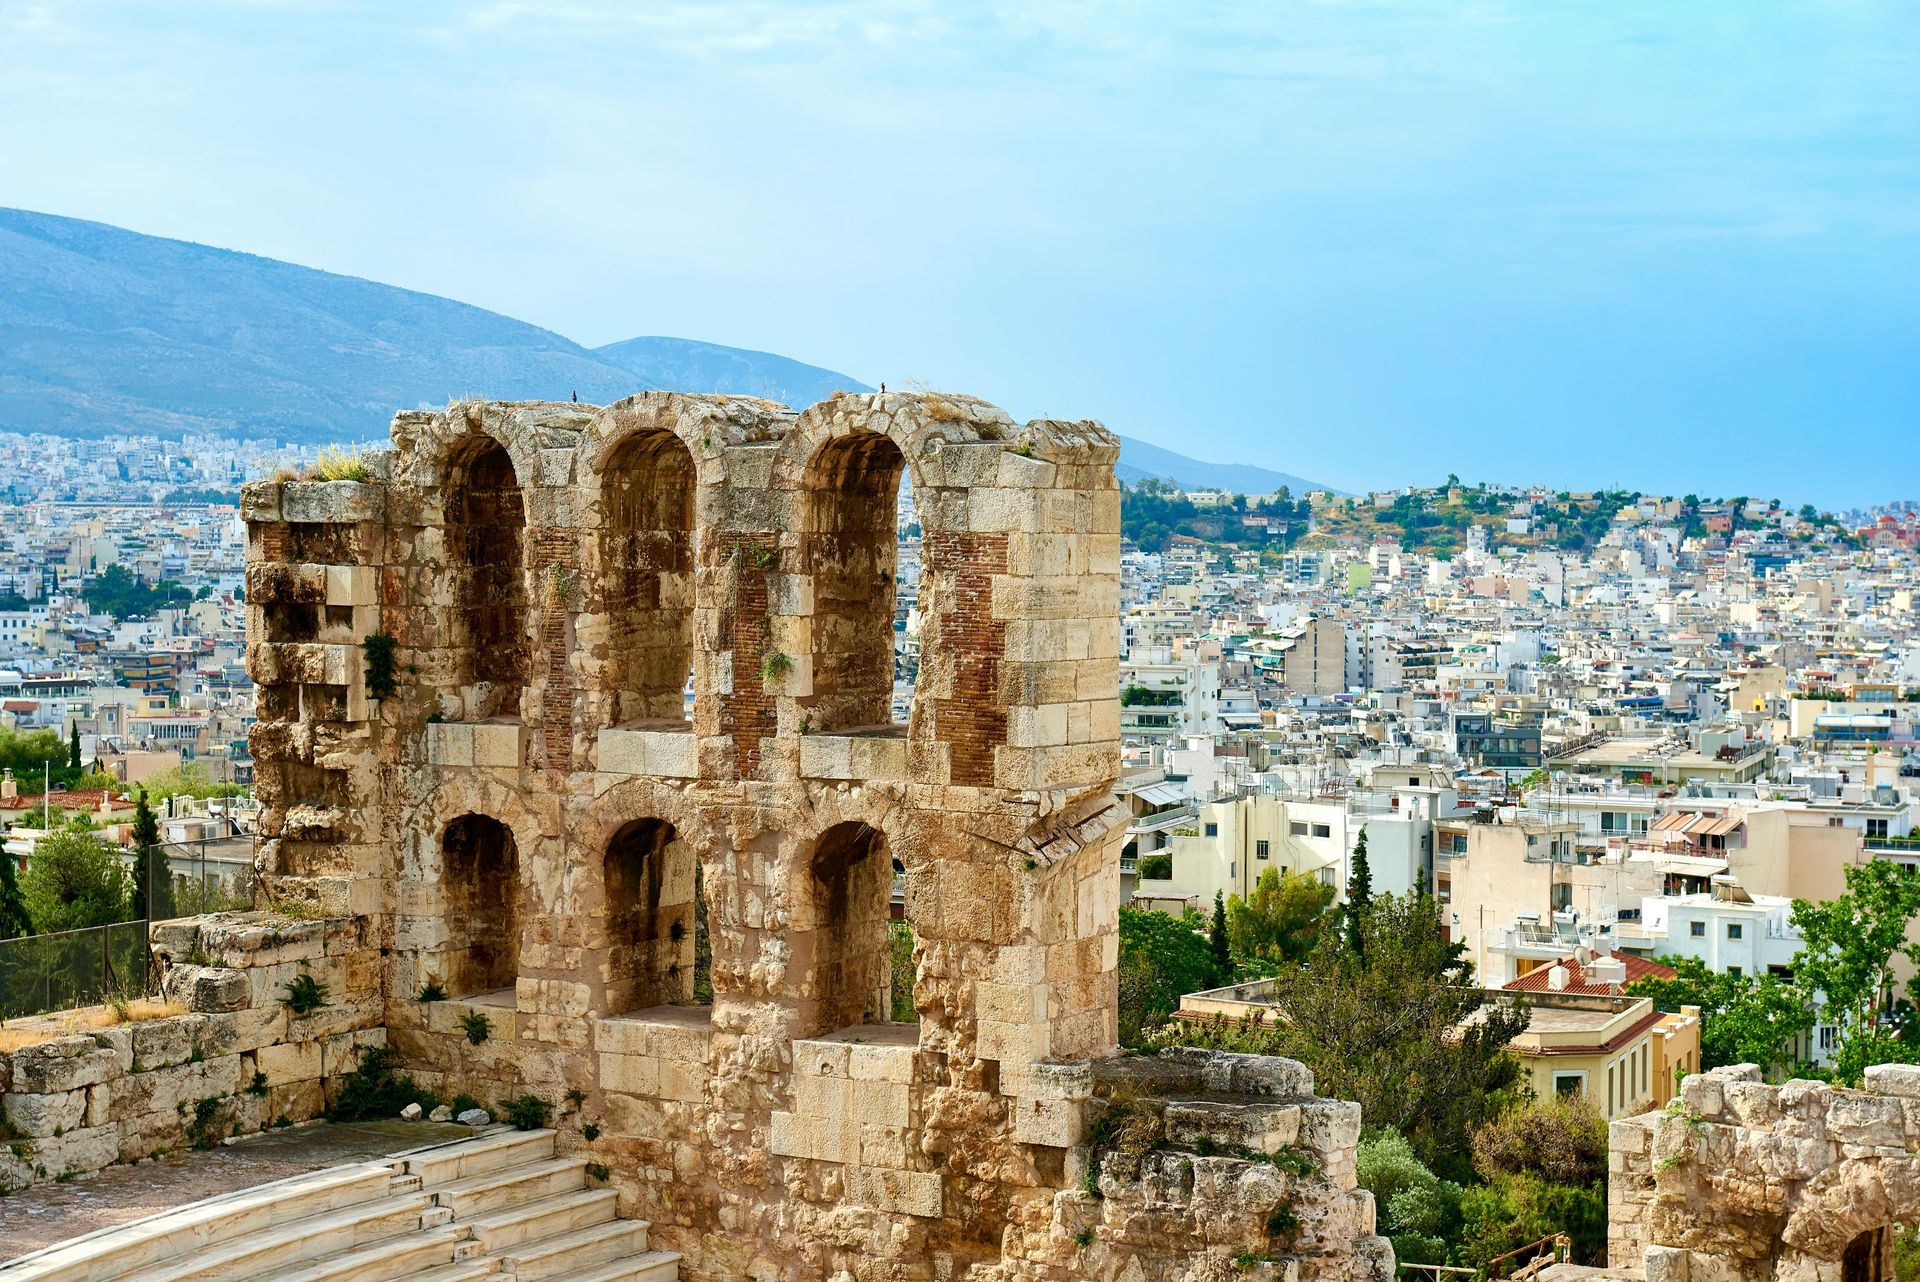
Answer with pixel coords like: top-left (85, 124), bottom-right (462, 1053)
top-left (0, 1119), bottom-right (471, 1263)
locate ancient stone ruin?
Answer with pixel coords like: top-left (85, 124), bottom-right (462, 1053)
top-left (230, 390), bottom-right (1397, 1281)
top-left (1609, 1062), bottom-right (1920, 1282)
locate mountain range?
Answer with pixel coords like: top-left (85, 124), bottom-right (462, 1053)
top-left (0, 207), bottom-right (1325, 494)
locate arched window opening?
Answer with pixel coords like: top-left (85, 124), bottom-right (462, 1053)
top-left (441, 814), bottom-right (519, 998)
top-left (600, 431), bottom-right (696, 727)
top-left (604, 818), bottom-right (700, 1014)
top-left (802, 434), bottom-right (911, 733)
top-left (447, 440), bottom-right (527, 719)
top-left (802, 821), bottom-right (896, 1035)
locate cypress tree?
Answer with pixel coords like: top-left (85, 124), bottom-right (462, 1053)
top-left (0, 850), bottom-right (31, 939)
top-left (129, 787), bottom-right (173, 921)
top-left (69, 722), bottom-right (81, 771)
top-left (1210, 890), bottom-right (1233, 983)
top-left (1345, 829), bottom-right (1373, 957)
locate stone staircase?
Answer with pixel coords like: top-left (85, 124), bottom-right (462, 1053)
top-left (0, 1129), bottom-right (679, 1282)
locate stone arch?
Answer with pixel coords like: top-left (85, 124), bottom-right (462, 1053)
top-left (794, 819), bottom-right (897, 1036)
top-left (444, 434), bottom-right (530, 719)
top-left (594, 428), bottom-right (697, 726)
top-left (439, 812), bottom-right (521, 997)
top-left (601, 817), bottom-right (698, 1012)
top-left (578, 779), bottom-right (719, 1011)
top-left (797, 432), bottom-right (909, 733)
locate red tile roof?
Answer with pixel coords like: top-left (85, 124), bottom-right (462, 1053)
top-left (0, 789), bottom-right (134, 813)
top-left (1503, 952), bottom-right (1674, 995)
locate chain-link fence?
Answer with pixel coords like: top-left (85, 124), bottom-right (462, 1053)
top-left (0, 919), bottom-right (152, 1020)
top-left (129, 837), bottom-right (257, 921)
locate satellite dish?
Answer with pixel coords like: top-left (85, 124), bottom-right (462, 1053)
top-left (1573, 945), bottom-right (1593, 966)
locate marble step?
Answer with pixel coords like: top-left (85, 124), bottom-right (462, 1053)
top-left (143, 1193), bottom-right (435, 1282)
top-left (554, 1251), bottom-right (683, 1282)
top-left (464, 1190), bottom-right (621, 1253)
top-left (0, 1162), bottom-right (399, 1282)
top-left (404, 1130), bottom-right (557, 1187)
top-left (496, 1220), bottom-right (651, 1281)
top-left (265, 1224), bottom-right (478, 1282)
top-left (430, 1157), bottom-right (589, 1218)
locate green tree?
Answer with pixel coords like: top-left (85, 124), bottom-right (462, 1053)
top-left (0, 851), bottom-right (32, 938)
top-left (1117, 906), bottom-right (1217, 1047)
top-left (1345, 830), bottom-right (1373, 956)
top-left (128, 787), bottom-right (175, 922)
top-left (1793, 859), bottom-right (1920, 1083)
top-left (1628, 956), bottom-right (1810, 1074)
top-left (20, 829), bottom-right (131, 934)
top-left (1357, 1129), bottom-right (1462, 1265)
top-left (68, 722), bottom-right (81, 771)
top-left (1171, 892), bottom-right (1529, 1181)
top-left (1459, 1099), bottom-right (1609, 1266)
top-left (1210, 890), bottom-right (1232, 983)
top-left (1226, 867), bottom-right (1336, 971)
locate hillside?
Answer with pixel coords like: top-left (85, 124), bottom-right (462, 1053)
top-left (0, 207), bottom-right (1333, 494)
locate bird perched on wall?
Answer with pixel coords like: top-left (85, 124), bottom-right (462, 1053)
top-left (571, 390), bottom-right (577, 402)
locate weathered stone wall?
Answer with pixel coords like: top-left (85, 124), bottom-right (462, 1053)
top-left (1609, 1062), bottom-right (1920, 1282)
top-left (0, 914), bottom-right (382, 1194)
top-left (238, 389), bottom-right (1389, 1281)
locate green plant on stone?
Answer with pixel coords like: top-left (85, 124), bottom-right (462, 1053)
top-left (565, 1087), bottom-right (587, 1110)
top-left (1267, 1205), bottom-right (1300, 1237)
top-left (759, 650), bottom-right (793, 681)
top-left (498, 1094), bottom-right (553, 1131)
top-left (361, 632), bottom-right (399, 700)
top-left (460, 1011), bottom-right (492, 1045)
top-left (283, 971), bottom-right (329, 1015)
top-left (248, 1072), bottom-right (269, 1098)
top-left (586, 1162), bottom-right (611, 1183)
top-left (418, 980), bottom-right (447, 1003)
top-left (581, 1121), bottom-right (601, 1142)
top-left (1073, 1227), bottom-right (1095, 1248)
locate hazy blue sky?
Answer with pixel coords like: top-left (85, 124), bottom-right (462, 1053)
top-left (3, 1), bottom-right (1915, 506)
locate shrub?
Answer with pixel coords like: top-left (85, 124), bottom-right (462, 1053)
top-left (452, 1094), bottom-right (481, 1116)
top-left (497, 1094), bottom-right (552, 1131)
top-left (361, 632), bottom-right (399, 700)
top-left (326, 1045), bottom-right (436, 1122)
top-left (1137, 853), bottom-right (1172, 881)
top-left (586, 1161), bottom-right (611, 1183)
top-left (282, 972), bottom-right (328, 1015)
top-left (417, 981), bottom-right (447, 1003)
top-left (581, 1121), bottom-right (601, 1142)
top-left (307, 445), bottom-right (371, 482)
top-left (460, 1011), bottom-right (491, 1045)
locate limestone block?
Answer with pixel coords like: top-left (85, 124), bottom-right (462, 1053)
top-left (240, 481), bottom-right (284, 523)
top-left (1165, 1100), bottom-right (1302, 1154)
top-left (1867, 1063), bottom-right (1920, 1100)
top-left (769, 1111), bottom-right (808, 1160)
top-left (9, 1036), bottom-right (119, 1094)
top-left (28, 1124), bottom-right (119, 1177)
top-left (257, 1040), bottom-right (323, 1084)
top-left (1824, 1091), bottom-right (1906, 1146)
top-left (849, 1080), bottom-right (910, 1128)
top-left (132, 1014), bottom-right (209, 1070)
top-left (845, 1041), bottom-right (915, 1086)
top-left (2, 1088), bottom-right (89, 1137)
top-left (282, 480), bottom-right (383, 524)
top-left (471, 722), bottom-right (523, 769)
top-left (657, 1058), bottom-right (706, 1103)
top-left (1011, 1096), bottom-right (1083, 1149)
top-left (798, 735), bottom-right (854, 781)
top-left (1682, 1074), bottom-right (1726, 1120)
top-left (324, 565), bottom-right (378, 608)
top-left (601, 1054), bottom-right (661, 1098)
top-left (846, 1167), bottom-right (942, 1218)
top-left (86, 1025), bottom-right (134, 1075)
top-left (1297, 1099), bottom-right (1363, 1157)
top-left (427, 722), bottom-right (475, 768)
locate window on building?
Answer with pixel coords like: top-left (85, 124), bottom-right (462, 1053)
top-left (1727, 923), bottom-right (1743, 940)
top-left (1868, 819), bottom-right (1890, 839)
top-left (1256, 840), bottom-right (1270, 860)
top-left (1312, 823), bottom-right (1331, 838)
top-left (1727, 966), bottom-right (1743, 978)
top-left (1290, 822), bottom-right (1308, 836)
top-left (1204, 822), bottom-right (1218, 838)
top-left (1318, 867), bottom-right (1336, 887)
top-left (1689, 921), bottom-right (1706, 937)
top-left (1553, 1072), bottom-right (1583, 1099)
